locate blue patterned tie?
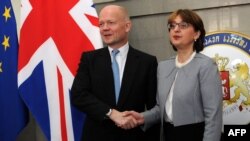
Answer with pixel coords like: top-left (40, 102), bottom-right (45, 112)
top-left (112, 49), bottom-right (120, 103)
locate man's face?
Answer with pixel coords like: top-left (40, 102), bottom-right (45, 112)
top-left (99, 7), bottom-right (131, 48)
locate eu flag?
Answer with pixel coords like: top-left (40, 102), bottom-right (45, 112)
top-left (0, 0), bottom-right (28, 140)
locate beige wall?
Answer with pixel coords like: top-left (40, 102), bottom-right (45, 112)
top-left (12, 0), bottom-right (250, 140)
top-left (95, 0), bottom-right (250, 61)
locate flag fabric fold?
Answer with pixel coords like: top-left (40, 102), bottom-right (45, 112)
top-left (0, 0), bottom-right (28, 140)
top-left (18, 0), bottom-right (102, 140)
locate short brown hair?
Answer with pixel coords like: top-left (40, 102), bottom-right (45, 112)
top-left (168, 9), bottom-right (205, 53)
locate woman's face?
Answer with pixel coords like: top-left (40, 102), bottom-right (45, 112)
top-left (169, 15), bottom-right (200, 51)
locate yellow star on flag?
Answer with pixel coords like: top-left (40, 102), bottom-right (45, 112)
top-left (3, 6), bottom-right (11, 22)
top-left (0, 62), bottom-right (2, 73)
top-left (2, 35), bottom-right (10, 51)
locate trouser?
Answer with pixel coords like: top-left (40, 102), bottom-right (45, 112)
top-left (163, 121), bottom-right (205, 141)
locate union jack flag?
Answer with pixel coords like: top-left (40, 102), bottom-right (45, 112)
top-left (18, 0), bottom-right (102, 140)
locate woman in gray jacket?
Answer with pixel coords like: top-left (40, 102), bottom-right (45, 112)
top-left (122, 9), bottom-right (223, 141)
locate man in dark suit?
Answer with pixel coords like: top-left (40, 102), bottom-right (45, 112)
top-left (71, 5), bottom-right (159, 141)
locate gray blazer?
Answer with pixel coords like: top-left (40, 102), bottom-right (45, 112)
top-left (142, 53), bottom-right (222, 141)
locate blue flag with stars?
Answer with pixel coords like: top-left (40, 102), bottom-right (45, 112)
top-left (0, 0), bottom-right (28, 140)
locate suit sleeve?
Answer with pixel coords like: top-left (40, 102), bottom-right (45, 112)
top-left (142, 95), bottom-right (161, 131)
top-left (142, 58), bottom-right (161, 130)
top-left (199, 60), bottom-right (223, 141)
top-left (71, 52), bottom-right (110, 122)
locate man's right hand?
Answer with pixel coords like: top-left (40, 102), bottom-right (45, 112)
top-left (109, 109), bottom-right (138, 130)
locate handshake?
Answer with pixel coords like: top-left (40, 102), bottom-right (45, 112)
top-left (109, 109), bottom-right (145, 130)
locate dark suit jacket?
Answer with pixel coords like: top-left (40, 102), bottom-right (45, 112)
top-left (71, 46), bottom-right (159, 141)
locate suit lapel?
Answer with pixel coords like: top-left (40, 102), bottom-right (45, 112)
top-left (158, 62), bottom-right (177, 118)
top-left (98, 48), bottom-right (117, 105)
top-left (117, 47), bottom-right (138, 106)
top-left (161, 70), bottom-right (177, 105)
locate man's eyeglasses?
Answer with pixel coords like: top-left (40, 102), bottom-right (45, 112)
top-left (168, 22), bottom-right (190, 30)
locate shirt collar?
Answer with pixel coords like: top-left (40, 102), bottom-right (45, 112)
top-left (176, 51), bottom-right (196, 68)
top-left (108, 42), bottom-right (129, 57)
